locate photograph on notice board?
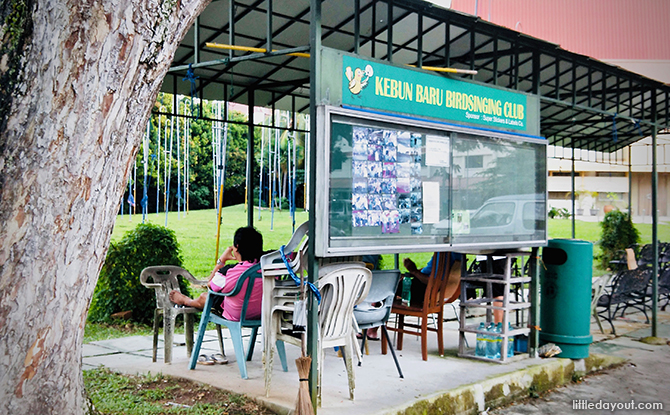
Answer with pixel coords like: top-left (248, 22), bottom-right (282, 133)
top-left (353, 178), bottom-right (368, 193)
top-left (397, 162), bottom-right (411, 178)
top-left (383, 130), bottom-right (398, 146)
top-left (382, 144), bottom-right (397, 162)
top-left (399, 208), bottom-right (411, 224)
top-left (380, 178), bottom-right (397, 194)
top-left (353, 210), bottom-right (369, 227)
top-left (352, 194), bottom-right (369, 210)
top-left (369, 129), bottom-right (384, 145)
top-left (398, 194), bottom-right (411, 209)
top-left (411, 206), bottom-right (423, 223)
top-left (353, 161), bottom-right (367, 177)
top-left (368, 210), bottom-right (382, 227)
top-left (353, 127), bottom-right (370, 143)
top-left (368, 178), bottom-right (382, 194)
top-left (383, 162), bottom-right (397, 178)
top-left (397, 177), bottom-right (411, 194)
top-left (381, 210), bottom-right (400, 234)
top-left (368, 194), bottom-right (383, 211)
top-left (410, 176), bottom-right (422, 192)
top-left (411, 223), bottom-right (423, 235)
top-left (367, 144), bottom-right (382, 162)
top-left (367, 161), bottom-right (383, 178)
top-left (411, 134), bottom-right (422, 148)
top-left (352, 141), bottom-right (368, 161)
top-left (382, 194), bottom-right (397, 210)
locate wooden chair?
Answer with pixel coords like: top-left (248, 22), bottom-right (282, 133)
top-left (388, 252), bottom-right (461, 361)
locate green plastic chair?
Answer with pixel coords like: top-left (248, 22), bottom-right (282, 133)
top-left (189, 263), bottom-right (262, 379)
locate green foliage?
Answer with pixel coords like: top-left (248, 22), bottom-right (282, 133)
top-left (88, 223), bottom-right (186, 324)
top-left (548, 207), bottom-right (571, 219)
top-left (598, 210), bottom-right (640, 270)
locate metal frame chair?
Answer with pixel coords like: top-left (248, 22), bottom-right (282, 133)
top-left (596, 267), bottom-right (652, 335)
top-left (188, 263), bottom-right (263, 379)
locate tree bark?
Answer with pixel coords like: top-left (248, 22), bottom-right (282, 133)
top-left (0, 0), bottom-right (210, 413)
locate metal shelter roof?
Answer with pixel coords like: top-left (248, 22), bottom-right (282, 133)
top-left (163, 0), bottom-right (670, 153)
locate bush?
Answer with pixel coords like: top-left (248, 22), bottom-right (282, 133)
top-left (88, 223), bottom-right (187, 324)
top-left (598, 210), bottom-right (640, 270)
top-left (548, 207), bottom-right (571, 219)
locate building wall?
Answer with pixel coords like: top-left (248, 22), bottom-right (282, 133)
top-left (632, 172), bottom-right (670, 217)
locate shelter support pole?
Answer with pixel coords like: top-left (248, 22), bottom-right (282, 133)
top-left (247, 89), bottom-right (255, 227)
top-left (628, 145), bottom-right (633, 219)
top-left (529, 247), bottom-right (540, 358)
top-left (308, 0), bottom-right (321, 410)
top-left (571, 142), bottom-right (576, 239)
top-left (651, 103), bottom-right (658, 337)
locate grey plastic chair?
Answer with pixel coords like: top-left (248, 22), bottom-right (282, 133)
top-left (140, 266), bottom-right (217, 364)
top-left (353, 269), bottom-right (404, 378)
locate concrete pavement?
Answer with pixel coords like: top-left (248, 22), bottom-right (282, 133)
top-left (83, 304), bottom-right (670, 415)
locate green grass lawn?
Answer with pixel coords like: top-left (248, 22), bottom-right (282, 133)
top-left (112, 205), bottom-right (309, 278)
top-left (111, 206), bottom-right (669, 278)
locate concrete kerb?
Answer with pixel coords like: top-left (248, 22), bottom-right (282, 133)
top-left (383, 353), bottom-right (626, 415)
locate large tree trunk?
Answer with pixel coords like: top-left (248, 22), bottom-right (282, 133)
top-left (0, 0), bottom-right (209, 413)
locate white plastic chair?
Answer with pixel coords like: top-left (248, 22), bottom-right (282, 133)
top-left (317, 262), bottom-right (371, 405)
top-left (260, 221), bottom-right (308, 396)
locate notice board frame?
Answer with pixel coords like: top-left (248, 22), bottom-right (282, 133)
top-left (315, 105), bottom-right (548, 257)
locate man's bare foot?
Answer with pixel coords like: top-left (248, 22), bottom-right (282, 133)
top-left (169, 290), bottom-right (191, 306)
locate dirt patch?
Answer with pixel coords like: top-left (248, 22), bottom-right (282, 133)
top-left (85, 368), bottom-right (276, 414)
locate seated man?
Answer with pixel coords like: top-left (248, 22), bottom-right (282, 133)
top-left (400, 253), bottom-right (463, 308)
top-left (170, 226), bottom-right (264, 323)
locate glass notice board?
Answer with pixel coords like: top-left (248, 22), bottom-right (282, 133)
top-left (315, 106), bottom-right (547, 256)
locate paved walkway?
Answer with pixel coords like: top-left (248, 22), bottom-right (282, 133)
top-left (83, 305), bottom-right (670, 415)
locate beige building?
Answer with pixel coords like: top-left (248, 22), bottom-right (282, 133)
top-left (547, 134), bottom-right (670, 222)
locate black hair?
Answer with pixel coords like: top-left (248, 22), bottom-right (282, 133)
top-left (233, 227), bottom-right (263, 262)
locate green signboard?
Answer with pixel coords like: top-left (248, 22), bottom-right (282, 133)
top-left (341, 55), bottom-right (528, 131)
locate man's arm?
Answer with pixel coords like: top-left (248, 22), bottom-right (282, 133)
top-left (209, 246), bottom-right (236, 280)
top-left (403, 257), bottom-right (430, 284)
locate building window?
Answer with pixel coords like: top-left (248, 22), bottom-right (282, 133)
top-left (548, 191), bottom-right (570, 199)
top-left (551, 172), bottom-right (575, 177)
top-left (598, 192), bottom-right (624, 201)
top-left (595, 172), bottom-right (626, 177)
top-left (465, 155), bottom-right (483, 169)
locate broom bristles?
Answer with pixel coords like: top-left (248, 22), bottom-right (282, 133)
top-left (295, 356), bottom-right (314, 415)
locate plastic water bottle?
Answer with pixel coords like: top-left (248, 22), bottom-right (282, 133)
top-left (495, 322), bottom-right (503, 359)
top-left (401, 276), bottom-right (412, 306)
top-left (507, 323), bottom-right (515, 357)
top-left (475, 322), bottom-right (486, 357)
top-left (485, 323), bottom-right (496, 359)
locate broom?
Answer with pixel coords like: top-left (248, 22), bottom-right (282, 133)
top-left (294, 274), bottom-right (314, 415)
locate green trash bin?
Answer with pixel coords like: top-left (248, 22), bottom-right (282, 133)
top-left (540, 239), bottom-right (593, 359)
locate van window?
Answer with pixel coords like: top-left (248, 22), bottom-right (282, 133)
top-left (471, 202), bottom-right (515, 228)
top-left (522, 201), bottom-right (545, 230)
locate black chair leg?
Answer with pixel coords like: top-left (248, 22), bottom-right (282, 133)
top-left (358, 329), bottom-right (367, 367)
top-left (381, 325), bottom-right (404, 379)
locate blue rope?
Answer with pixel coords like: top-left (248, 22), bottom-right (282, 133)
top-left (612, 114), bottom-right (618, 143)
top-left (279, 245), bottom-right (321, 304)
top-left (183, 63), bottom-right (199, 119)
top-left (634, 119), bottom-right (644, 137)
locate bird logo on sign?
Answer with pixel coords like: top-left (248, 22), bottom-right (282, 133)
top-left (345, 64), bottom-right (374, 95)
